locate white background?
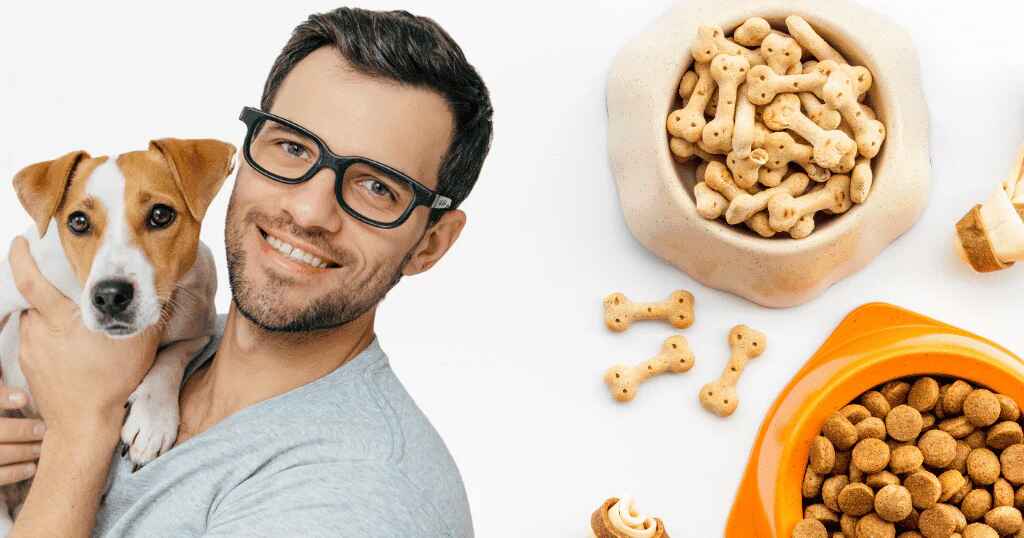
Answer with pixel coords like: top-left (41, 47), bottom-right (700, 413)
top-left (2, 1), bottom-right (1024, 536)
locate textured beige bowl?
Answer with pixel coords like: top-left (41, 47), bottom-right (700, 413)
top-left (606, 0), bottom-right (930, 308)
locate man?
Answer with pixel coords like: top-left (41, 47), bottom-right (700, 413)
top-left (2, 7), bottom-right (492, 537)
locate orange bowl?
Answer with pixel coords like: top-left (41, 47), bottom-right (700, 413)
top-left (725, 302), bottom-right (1024, 537)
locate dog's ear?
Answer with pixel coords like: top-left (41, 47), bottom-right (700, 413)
top-left (149, 138), bottom-right (236, 222)
top-left (13, 150), bottom-right (90, 237)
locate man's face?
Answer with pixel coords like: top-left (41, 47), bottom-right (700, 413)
top-left (225, 47), bottom-right (454, 332)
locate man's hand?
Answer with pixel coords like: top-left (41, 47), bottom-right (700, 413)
top-left (10, 236), bottom-right (160, 440)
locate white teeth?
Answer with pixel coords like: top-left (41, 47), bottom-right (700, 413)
top-left (265, 233), bottom-right (330, 269)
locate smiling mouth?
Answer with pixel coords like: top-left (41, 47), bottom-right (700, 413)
top-left (258, 227), bottom-right (340, 269)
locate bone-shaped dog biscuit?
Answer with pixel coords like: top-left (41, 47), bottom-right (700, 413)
top-left (603, 290), bottom-right (695, 332)
top-left (666, 62), bottom-right (713, 142)
top-left (603, 335), bottom-right (695, 402)
top-left (785, 16), bottom-right (846, 64)
top-left (678, 70), bottom-right (698, 100)
top-left (746, 65), bottom-right (825, 106)
top-left (731, 87), bottom-right (757, 159)
top-left (762, 132), bottom-right (831, 182)
top-left (851, 157), bottom-right (873, 204)
top-left (733, 17), bottom-right (771, 47)
top-left (695, 181), bottom-right (729, 219)
top-left (702, 54), bottom-right (750, 154)
top-left (789, 214), bottom-right (816, 239)
top-left (726, 148), bottom-right (769, 190)
top-left (799, 92), bottom-right (842, 130)
top-left (726, 172), bottom-right (811, 225)
top-left (704, 162), bottom-right (777, 237)
top-left (669, 137), bottom-right (717, 164)
top-left (699, 325), bottom-right (767, 417)
top-left (818, 60), bottom-right (886, 159)
top-left (768, 173), bottom-right (852, 231)
top-left (762, 94), bottom-right (857, 173)
top-left (691, 25), bottom-right (764, 66)
top-left (760, 32), bottom-right (802, 76)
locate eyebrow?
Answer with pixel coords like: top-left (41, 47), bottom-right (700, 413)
top-left (262, 121), bottom-right (312, 139)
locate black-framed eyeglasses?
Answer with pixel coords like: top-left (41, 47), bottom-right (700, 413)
top-left (238, 106), bottom-right (452, 229)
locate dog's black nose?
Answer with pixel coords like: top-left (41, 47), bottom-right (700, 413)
top-left (92, 279), bottom-right (134, 316)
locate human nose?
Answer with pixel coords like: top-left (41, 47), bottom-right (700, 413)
top-left (279, 167), bottom-right (342, 233)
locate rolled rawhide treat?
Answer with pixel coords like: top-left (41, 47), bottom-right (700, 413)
top-left (955, 144), bottom-right (1024, 272)
top-left (590, 497), bottom-right (669, 538)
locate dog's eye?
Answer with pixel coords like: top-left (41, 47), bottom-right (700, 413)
top-left (67, 211), bottom-right (91, 235)
top-left (148, 204), bottom-right (176, 229)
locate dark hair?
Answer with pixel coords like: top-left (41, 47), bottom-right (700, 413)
top-left (261, 7), bottom-right (493, 221)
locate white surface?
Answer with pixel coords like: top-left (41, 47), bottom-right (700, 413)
top-left (1, 1), bottom-right (1023, 536)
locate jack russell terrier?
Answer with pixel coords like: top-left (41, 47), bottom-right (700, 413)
top-left (0, 138), bottom-right (234, 530)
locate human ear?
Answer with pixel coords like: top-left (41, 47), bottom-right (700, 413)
top-left (402, 209), bottom-right (466, 276)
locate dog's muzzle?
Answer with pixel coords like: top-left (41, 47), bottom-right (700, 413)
top-left (91, 278), bottom-right (135, 317)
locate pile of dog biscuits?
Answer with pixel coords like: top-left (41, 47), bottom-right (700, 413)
top-left (666, 16), bottom-right (886, 239)
top-left (794, 376), bottom-right (1024, 538)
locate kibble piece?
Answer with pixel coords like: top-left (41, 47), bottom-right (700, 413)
top-left (792, 517), bottom-right (828, 538)
top-left (854, 438), bottom-right (892, 473)
top-left (984, 506), bottom-right (1023, 535)
top-left (865, 391), bottom-right (894, 418)
top-left (919, 430), bottom-right (958, 468)
top-left (842, 403), bottom-right (873, 424)
top-left (1015, 486), bottom-right (1024, 509)
top-left (892, 445), bottom-right (925, 474)
top-left (811, 436), bottom-right (837, 474)
top-left (944, 381), bottom-right (974, 416)
top-left (841, 513), bottom-right (860, 536)
top-left (939, 470), bottom-right (968, 503)
top-left (962, 523), bottom-right (998, 538)
top-left (986, 422), bottom-right (1023, 450)
top-left (877, 484), bottom-right (915, 522)
top-left (962, 489), bottom-right (992, 522)
top-left (906, 470), bottom-right (943, 510)
top-left (997, 394), bottom-right (1021, 421)
top-left (950, 477), bottom-right (973, 505)
top-left (936, 385), bottom-right (950, 419)
top-left (883, 381), bottom-right (913, 407)
top-left (951, 443), bottom-right (972, 475)
top-left (835, 451), bottom-right (852, 474)
top-left (995, 479), bottom-right (1015, 507)
top-left (838, 482), bottom-right (876, 516)
top-left (897, 532), bottom-right (924, 538)
top-left (859, 512), bottom-right (897, 538)
top-left (967, 448), bottom-right (1001, 485)
top-left (1002, 445), bottom-right (1024, 485)
top-left (888, 405), bottom-right (925, 442)
top-left (824, 413), bottom-right (860, 450)
top-left (805, 503), bottom-right (839, 524)
top-left (922, 414), bottom-right (937, 430)
top-left (869, 471), bottom-right (902, 489)
top-left (963, 390), bottom-right (1001, 428)
top-left (909, 378), bottom-right (941, 412)
top-left (965, 431), bottom-right (986, 450)
top-left (901, 507), bottom-right (921, 530)
top-left (804, 467), bottom-right (825, 497)
top-left (919, 504), bottom-right (961, 537)
top-left (939, 417), bottom-right (976, 440)
top-left (851, 464), bottom-right (865, 484)
top-left (859, 417), bottom-right (889, 441)
top-left (823, 474), bottom-right (850, 512)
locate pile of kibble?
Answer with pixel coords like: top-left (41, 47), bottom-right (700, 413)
top-left (793, 377), bottom-right (1024, 538)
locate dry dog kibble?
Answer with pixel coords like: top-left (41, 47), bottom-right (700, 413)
top-left (984, 506), bottom-right (1023, 535)
top-left (603, 290), bottom-right (695, 332)
top-left (839, 482), bottom-right (876, 516)
top-left (802, 377), bottom-right (1024, 537)
top-left (603, 335), bottom-right (695, 402)
top-left (792, 517), bottom-right (829, 538)
top-left (698, 325), bottom-right (766, 417)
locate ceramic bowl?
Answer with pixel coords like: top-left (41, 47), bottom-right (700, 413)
top-left (606, 0), bottom-right (931, 308)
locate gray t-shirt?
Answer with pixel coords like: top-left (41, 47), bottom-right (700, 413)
top-left (93, 316), bottom-right (473, 537)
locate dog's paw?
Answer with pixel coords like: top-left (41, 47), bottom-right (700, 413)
top-left (120, 379), bottom-right (180, 467)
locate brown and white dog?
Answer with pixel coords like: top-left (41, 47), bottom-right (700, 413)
top-left (0, 138), bottom-right (234, 530)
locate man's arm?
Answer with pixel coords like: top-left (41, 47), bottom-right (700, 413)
top-left (12, 417), bottom-right (120, 536)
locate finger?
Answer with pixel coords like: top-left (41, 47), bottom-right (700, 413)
top-left (0, 386), bottom-right (30, 411)
top-left (0, 417), bottom-right (46, 442)
top-left (9, 237), bottom-right (69, 318)
top-left (0, 462), bottom-right (36, 486)
top-left (0, 443), bottom-right (40, 466)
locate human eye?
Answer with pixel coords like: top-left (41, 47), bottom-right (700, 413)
top-left (357, 177), bottom-right (397, 201)
top-left (274, 138), bottom-right (313, 160)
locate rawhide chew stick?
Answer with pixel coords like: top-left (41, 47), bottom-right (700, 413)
top-left (698, 324), bottom-right (767, 417)
top-left (603, 290), bottom-right (695, 332)
top-left (590, 497), bottom-right (669, 538)
top-left (603, 335), bottom-right (694, 402)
